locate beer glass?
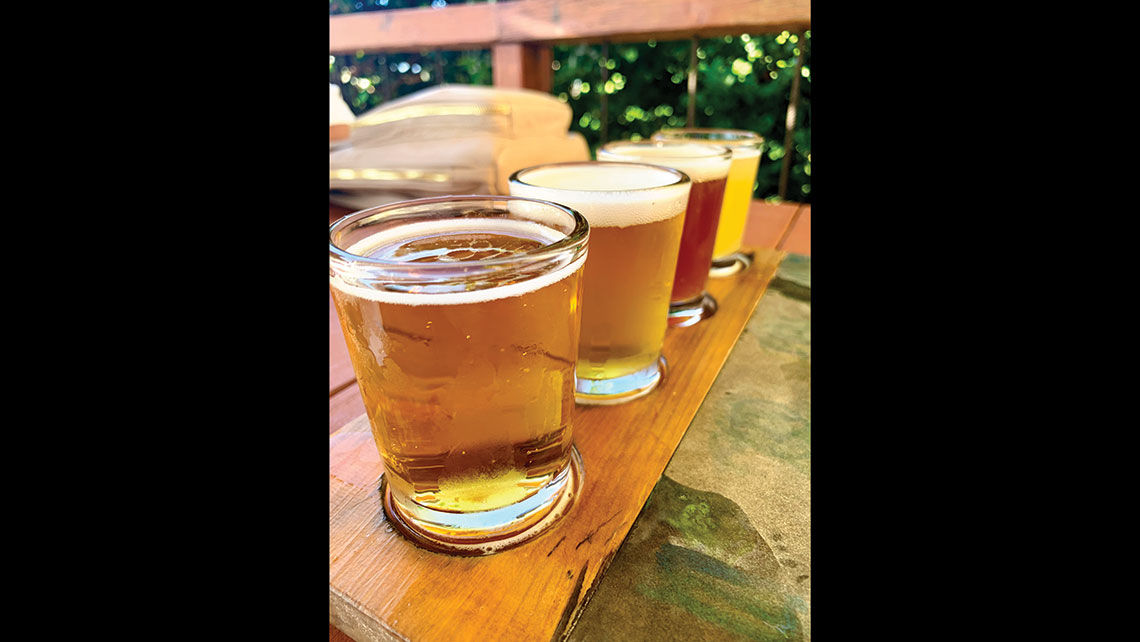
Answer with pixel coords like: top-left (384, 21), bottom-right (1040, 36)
top-left (329, 196), bottom-right (589, 555)
top-left (652, 128), bottom-right (764, 277)
top-left (509, 162), bottom-right (690, 405)
top-left (596, 141), bottom-right (732, 327)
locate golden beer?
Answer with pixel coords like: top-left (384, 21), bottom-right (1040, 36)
top-left (509, 162), bottom-right (691, 404)
top-left (596, 141), bottom-right (732, 327)
top-left (329, 196), bottom-right (589, 554)
top-left (653, 129), bottom-right (764, 276)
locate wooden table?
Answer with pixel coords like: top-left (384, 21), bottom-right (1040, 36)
top-left (329, 199), bottom-right (811, 641)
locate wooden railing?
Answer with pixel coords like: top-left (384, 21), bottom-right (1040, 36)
top-left (329, 0), bottom-right (811, 197)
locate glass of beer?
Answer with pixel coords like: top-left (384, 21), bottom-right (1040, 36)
top-left (596, 141), bottom-right (732, 327)
top-left (329, 195), bottom-right (589, 555)
top-left (509, 162), bottom-right (691, 404)
top-left (652, 128), bottom-right (764, 277)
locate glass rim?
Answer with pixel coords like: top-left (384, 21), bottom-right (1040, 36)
top-left (652, 128), bottom-right (765, 148)
top-left (328, 194), bottom-right (589, 272)
top-left (597, 139), bottom-right (733, 161)
top-left (509, 160), bottom-right (691, 193)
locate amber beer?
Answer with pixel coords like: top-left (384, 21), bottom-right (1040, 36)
top-left (509, 162), bottom-right (691, 404)
top-left (653, 129), bottom-right (764, 276)
top-left (597, 141), bottom-right (732, 327)
top-left (329, 196), bottom-right (589, 554)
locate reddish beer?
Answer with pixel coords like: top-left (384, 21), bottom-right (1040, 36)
top-left (671, 175), bottom-right (729, 302)
top-left (653, 128), bottom-right (765, 276)
top-left (597, 141), bottom-right (732, 327)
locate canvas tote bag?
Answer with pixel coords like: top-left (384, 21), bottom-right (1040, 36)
top-left (330, 85), bottom-right (589, 209)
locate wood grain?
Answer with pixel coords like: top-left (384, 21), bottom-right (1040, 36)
top-left (741, 200), bottom-right (801, 251)
top-left (779, 205), bottom-right (810, 256)
top-left (330, 3), bottom-right (498, 55)
top-left (329, 247), bottom-right (785, 642)
top-left (330, 384), bottom-right (367, 436)
top-left (496, 0), bottom-right (811, 46)
top-left (492, 43), bottom-right (554, 91)
top-left (329, 0), bottom-right (811, 54)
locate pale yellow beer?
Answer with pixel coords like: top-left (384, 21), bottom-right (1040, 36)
top-left (509, 162), bottom-right (691, 404)
top-left (716, 149), bottom-right (762, 257)
top-left (653, 129), bottom-right (764, 275)
top-left (329, 196), bottom-right (589, 555)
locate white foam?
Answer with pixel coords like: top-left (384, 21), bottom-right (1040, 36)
top-left (509, 163), bottom-right (690, 228)
top-left (652, 130), bottom-right (764, 158)
top-left (330, 218), bottom-right (585, 306)
top-left (728, 145), bottom-right (761, 159)
top-left (597, 142), bottom-right (732, 182)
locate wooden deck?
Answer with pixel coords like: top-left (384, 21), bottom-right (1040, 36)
top-left (328, 198), bottom-right (810, 641)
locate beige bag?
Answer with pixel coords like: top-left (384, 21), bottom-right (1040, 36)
top-left (329, 84), bottom-right (354, 147)
top-left (330, 85), bottom-right (589, 208)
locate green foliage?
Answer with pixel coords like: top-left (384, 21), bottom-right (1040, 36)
top-left (329, 3), bottom-right (810, 202)
top-left (328, 0), bottom-right (493, 115)
top-left (552, 40), bottom-right (692, 146)
top-left (551, 33), bottom-right (810, 202)
top-left (694, 32), bottom-right (811, 202)
top-left (330, 50), bottom-right (491, 114)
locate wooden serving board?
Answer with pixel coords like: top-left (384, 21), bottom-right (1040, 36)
top-left (330, 247), bottom-right (786, 642)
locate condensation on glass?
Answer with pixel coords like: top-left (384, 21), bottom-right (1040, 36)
top-left (330, 195), bottom-right (589, 555)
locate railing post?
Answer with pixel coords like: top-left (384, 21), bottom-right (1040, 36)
top-left (492, 42), bottom-right (553, 92)
top-left (687, 36), bottom-right (698, 127)
top-left (600, 41), bottom-right (610, 144)
top-left (778, 31), bottom-right (807, 201)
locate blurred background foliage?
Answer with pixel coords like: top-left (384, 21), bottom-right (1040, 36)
top-left (329, 0), bottom-right (810, 202)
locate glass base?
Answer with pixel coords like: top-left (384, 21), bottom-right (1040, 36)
top-left (575, 355), bottom-right (668, 405)
top-left (668, 292), bottom-right (718, 327)
top-left (708, 251), bottom-right (754, 278)
top-left (381, 446), bottom-right (583, 556)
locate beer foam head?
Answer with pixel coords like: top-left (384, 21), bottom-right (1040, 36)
top-left (651, 128), bottom-right (763, 159)
top-left (597, 141), bottom-right (732, 182)
top-left (509, 162), bottom-right (691, 228)
top-left (330, 218), bottom-right (585, 306)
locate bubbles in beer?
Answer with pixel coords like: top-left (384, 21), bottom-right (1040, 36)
top-left (331, 199), bottom-right (587, 552)
top-left (331, 218), bottom-right (586, 306)
top-left (379, 230), bottom-right (546, 263)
